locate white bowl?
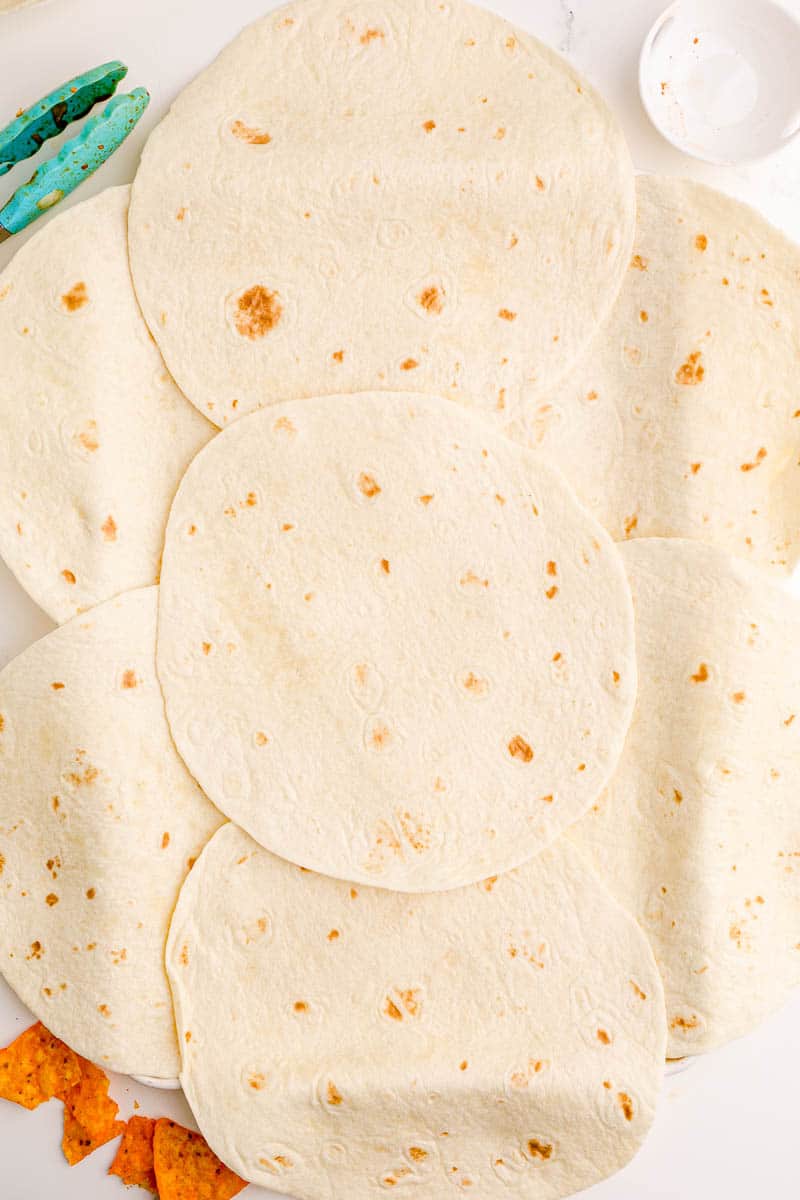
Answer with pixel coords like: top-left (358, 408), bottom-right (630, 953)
top-left (131, 1074), bottom-right (182, 1090)
top-left (639, 0), bottom-right (800, 164)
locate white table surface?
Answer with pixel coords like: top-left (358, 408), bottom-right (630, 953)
top-left (1, 1), bottom-right (799, 1197)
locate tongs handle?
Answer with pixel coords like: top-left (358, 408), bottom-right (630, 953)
top-left (0, 88), bottom-right (149, 237)
top-left (0, 61), bottom-right (128, 178)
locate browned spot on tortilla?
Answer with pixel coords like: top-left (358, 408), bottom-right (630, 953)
top-left (380, 558), bottom-right (390, 574)
top-left (98, 1004), bottom-right (111, 1017)
top-left (121, 670), bottom-right (137, 689)
top-left (498, 308), bottom-right (517, 321)
top-left (419, 285), bottom-right (443, 314)
top-left (400, 357), bottom-right (419, 370)
top-left (62, 282), bottom-right (88, 312)
top-left (673, 789), bottom-right (683, 804)
top-left (675, 350), bottom-right (705, 385)
top-left (508, 735), bottom-right (533, 763)
top-left (385, 998), bottom-right (402, 1020)
top-left (202, 642), bottom-right (212, 656)
top-left (494, 126), bottom-right (506, 140)
top-left (175, 207), bottom-right (187, 222)
top-left (596, 1029), bottom-right (610, 1045)
top-left (51, 682), bottom-right (64, 691)
top-left (234, 285), bottom-right (282, 339)
top-left (101, 515), bottom-right (117, 542)
top-left (281, 523), bottom-right (294, 532)
top-left (369, 721), bottom-right (391, 750)
top-left (45, 893), bottom-right (59, 907)
top-left (360, 26), bottom-right (384, 43)
top-left (61, 570), bottom-right (76, 585)
top-left (462, 672), bottom-right (488, 696)
top-left (248, 1073), bottom-right (266, 1090)
top-left (670, 1014), bottom-right (699, 1030)
top-left (350, 888), bottom-right (358, 899)
top-left (332, 349), bottom-right (344, 362)
top-left (358, 472), bottom-right (381, 498)
top-left (161, 832), bottom-right (170, 849)
top-left (422, 120), bottom-right (436, 132)
top-left (640, 310), bottom-right (649, 323)
top-left (255, 731), bottom-right (268, 746)
top-left (732, 691), bottom-right (746, 703)
top-left (274, 416), bottom-right (295, 433)
top-left (630, 980), bottom-right (647, 1000)
top-left (230, 120), bottom-right (272, 145)
top-left (630, 254), bottom-right (648, 271)
top-left (327, 929), bottom-right (340, 942)
top-left (690, 462), bottom-right (702, 474)
top-left (179, 945), bottom-right (189, 967)
top-left (546, 560), bottom-right (557, 576)
top-left (326, 1082), bottom-right (343, 1106)
top-left (691, 662), bottom-right (709, 684)
top-left (740, 447), bottom-right (767, 472)
top-left (409, 1147), bottom-right (428, 1162)
top-left (617, 1092), bottom-right (634, 1121)
top-left (784, 714), bottom-right (795, 726)
top-left (624, 514), bottom-right (638, 536)
top-left (78, 422), bottom-right (99, 452)
top-left (527, 1140), bottom-right (552, 1160)
top-left (86, 888), bottom-right (96, 899)
top-left (695, 234), bottom-right (708, 251)
top-left (419, 494), bottom-right (434, 505)
top-left (545, 585), bottom-right (558, 599)
top-left (459, 1060), bottom-right (468, 1071)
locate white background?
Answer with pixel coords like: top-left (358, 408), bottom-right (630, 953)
top-left (1, 0), bottom-right (799, 1197)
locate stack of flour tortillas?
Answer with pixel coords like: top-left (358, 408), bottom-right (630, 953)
top-left (0, 2), bottom-right (798, 1197)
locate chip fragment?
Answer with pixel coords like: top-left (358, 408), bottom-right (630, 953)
top-left (108, 1115), bottom-right (158, 1194)
top-left (153, 1118), bottom-right (247, 1199)
top-left (0, 1021), bottom-right (81, 1111)
top-left (61, 1056), bottom-right (124, 1165)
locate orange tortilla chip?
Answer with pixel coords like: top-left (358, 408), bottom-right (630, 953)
top-left (154, 1118), bottom-right (247, 1199)
top-left (0, 1021), bottom-right (82, 1111)
top-left (108, 1115), bottom-right (158, 1193)
top-left (61, 1055), bottom-right (124, 1165)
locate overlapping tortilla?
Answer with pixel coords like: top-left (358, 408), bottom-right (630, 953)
top-left (508, 176), bottom-right (800, 573)
top-left (129, 0), bottom-right (635, 427)
top-left (166, 823), bottom-right (666, 1200)
top-left (157, 392), bottom-right (636, 891)
top-left (571, 539), bottom-right (800, 1055)
top-left (0, 588), bottom-right (224, 1077)
top-left (0, 186), bottom-right (213, 622)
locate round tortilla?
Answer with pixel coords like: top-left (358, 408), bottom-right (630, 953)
top-left (157, 391), bottom-right (636, 892)
top-left (571, 538), bottom-right (800, 1056)
top-left (507, 175), bottom-right (800, 573)
top-left (0, 186), bottom-right (213, 623)
top-left (0, 587), bottom-right (224, 1077)
top-left (129, 0), bottom-right (635, 428)
top-left (166, 822), bottom-right (666, 1199)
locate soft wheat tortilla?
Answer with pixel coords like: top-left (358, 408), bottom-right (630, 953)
top-left (508, 175), bottom-right (800, 573)
top-left (571, 539), bottom-right (800, 1056)
top-left (129, 0), bottom-right (635, 428)
top-left (0, 186), bottom-right (213, 622)
top-left (157, 392), bottom-right (636, 892)
top-left (167, 822), bottom-right (666, 1199)
top-left (0, 588), bottom-right (224, 1077)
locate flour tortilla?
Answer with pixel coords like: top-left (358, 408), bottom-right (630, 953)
top-left (129, 0), bottom-right (635, 428)
top-left (167, 822), bottom-right (666, 1199)
top-left (0, 588), bottom-right (224, 1077)
top-left (0, 186), bottom-right (213, 622)
top-left (508, 175), bottom-right (800, 573)
top-left (571, 539), bottom-right (800, 1056)
top-left (157, 391), bottom-right (636, 892)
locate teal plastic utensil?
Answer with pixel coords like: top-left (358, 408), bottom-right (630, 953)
top-left (0, 68), bottom-right (149, 243)
top-left (0, 61), bottom-right (128, 177)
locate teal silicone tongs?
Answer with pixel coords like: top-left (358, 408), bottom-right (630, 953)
top-left (0, 61), bottom-right (149, 243)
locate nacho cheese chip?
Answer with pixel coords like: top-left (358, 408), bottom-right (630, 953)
top-left (153, 1118), bottom-right (247, 1200)
top-left (108, 1115), bottom-right (158, 1194)
top-left (60, 1056), bottom-right (124, 1166)
top-left (0, 1021), bottom-right (81, 1111)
